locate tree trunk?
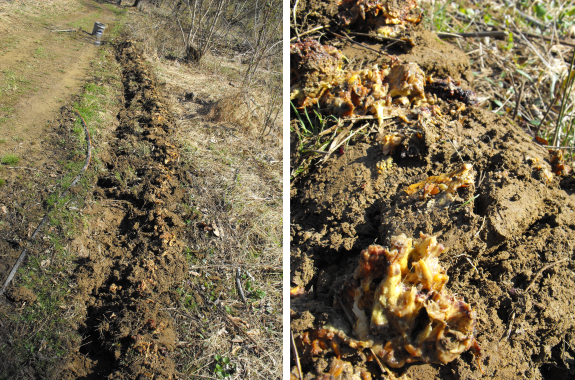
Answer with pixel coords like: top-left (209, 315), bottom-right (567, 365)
top-left (133, 0), bottom-right (142, 7)
top-left (185, 45), bottom-right (202, 62)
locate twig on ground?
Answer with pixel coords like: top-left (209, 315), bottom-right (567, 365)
top-left (437, 30), bottom-right (575, 48)
top-left (455, 254), bottom-right (479, 274)
top-left (347, 31), bottom-right (403, 43)
top-left (505, 311), bottom-right (516, 341)
top-left (437, 31), bottom-right (507, 39)
top-left (536, 145), bottom-right (575, 150)
top-left (6, 167), bottom-right (41, 171)
top-left (292, 0), bottom-right (300, 38)
top-left (513, 79), bottom-right (526, 120)
top-left (477, 170), bottom-right (486, 188)
top-left (291, 330), bottom-right (303, 380)
top-left (525, 258), bottom-right (569, 293)
top-left (447, 136), bottom-right (465, 163)
top-left (235, 267), bottom-right (247, 304)
top-left (474, 216), bottom-right (486, 238)
top-left (370, 348), bottom-right (387, 375)
top-left (244, 270), bottom-right (255, 282)
top-left (290, 25), bottom-right (327, 41)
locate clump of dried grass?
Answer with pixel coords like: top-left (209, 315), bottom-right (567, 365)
top-left (207, 90), bottom-right (265, 134)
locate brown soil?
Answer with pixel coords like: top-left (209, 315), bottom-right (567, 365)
top-left (290, 2), bottom-right (575, 379)
top-left (57, 40), bottom-right (193, 379)
top-left (0, 0), bottom-right (119, 285)
top-left (6, 286), bottom-right (37, 304)
top-left (0, 0), bottom-right (117, 156)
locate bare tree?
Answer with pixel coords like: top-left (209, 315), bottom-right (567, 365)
top-left (170, 0), bottom-right (231, 62)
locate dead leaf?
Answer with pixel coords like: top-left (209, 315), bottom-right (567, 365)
top-left (0, 205), bottom-right (6, 214)
top-left (215, 328), bottom-right (228, 336)
top-left (246, 329), bottom-right (260, 337)
top-left (212, 222), bottom-right (220, 237)
top-left (231, 336), bottom-right (244, 343)
top-left (40, 259), bottom-right (50, 268)
top-left (229, 316), bottom-right (249, 329)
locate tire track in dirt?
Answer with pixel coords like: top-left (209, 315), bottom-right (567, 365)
top-left (64, 41), bottom-right (190, 380)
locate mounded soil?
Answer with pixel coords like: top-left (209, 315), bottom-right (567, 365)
top-left (59, 40), bottom-right (193, 379)
top-left (290, 2), bottom-right (575, 379)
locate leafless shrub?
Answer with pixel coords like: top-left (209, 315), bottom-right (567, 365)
top-left (124, 0), bottom-right (282, 136)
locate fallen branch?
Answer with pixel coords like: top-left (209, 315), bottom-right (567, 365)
top-left (290, 25), bottom-right (327, 42)
top-left (7, 167), bottom-right (41, 171)
top-left (235, 267), bottom-right (247, 304)
top-left (437, 30), bottom-right (575, 48)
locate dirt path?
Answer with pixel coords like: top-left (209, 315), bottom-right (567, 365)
top-left (0, 0), bottom-right (119, 299)
top-left (0, 0), bottom-right (118, 159)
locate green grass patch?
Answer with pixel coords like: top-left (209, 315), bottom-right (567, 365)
top-left (1, 153), bottom-right (20, 165)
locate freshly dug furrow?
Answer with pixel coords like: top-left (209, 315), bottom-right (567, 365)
top-left (64, 41), bottom-right (190, 380)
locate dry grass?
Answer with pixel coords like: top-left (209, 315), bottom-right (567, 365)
top-left (0, 0), bottom-right (83, 33)
top-left (420, 0), bottom-right (575, 157)
top-left (143, 48), bottom-right (282, 380)
top-left (121, 1), bottom-right (283, 137)
top-left (206, 91), bottom-right (275, 135)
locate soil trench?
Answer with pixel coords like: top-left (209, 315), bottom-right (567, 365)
top-left (61, 41), bottom-right (191, 380)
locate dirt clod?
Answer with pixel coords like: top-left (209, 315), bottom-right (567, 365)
top-left (6, 286), bottom-right (37, 304)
